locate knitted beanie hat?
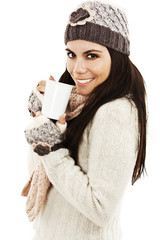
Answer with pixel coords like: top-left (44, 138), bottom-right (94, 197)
top-left (64, 0), bottom-right (130, 55)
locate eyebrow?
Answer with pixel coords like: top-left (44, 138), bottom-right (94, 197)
top-left (65, 48), bottom-right (103, 54)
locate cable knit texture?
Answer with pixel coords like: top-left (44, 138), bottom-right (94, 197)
top-left (65, 1), bottom-right (130, 55)
top-left (28, 98), bottom-right (138, 240)
top-left (28, 87), bottom-right (43, 115)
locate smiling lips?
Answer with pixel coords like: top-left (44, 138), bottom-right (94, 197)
top-left (75, 77), bottom-right (95, 86)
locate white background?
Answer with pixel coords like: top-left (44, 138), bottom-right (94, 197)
top-left (0, 0), bottom-right (159, 239)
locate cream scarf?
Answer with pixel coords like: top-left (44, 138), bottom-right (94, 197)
top-left (21, 86), bottom-right (88, 221)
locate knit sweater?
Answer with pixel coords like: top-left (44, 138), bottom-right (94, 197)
top-left (28, 98), bottom-right (139, 240)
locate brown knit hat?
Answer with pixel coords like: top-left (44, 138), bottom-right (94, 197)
top-left (64, 1), bottom-right (130, 55)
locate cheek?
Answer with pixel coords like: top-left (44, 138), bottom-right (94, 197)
top-left (66, 60), bottom-right (73, 74)
top-left (105, 64), bottom-right (111, 79)
top-left (96, 64), bottom-right (111, 84)
top-left (66, 61), bottom-right (70, 73)
top-left (102, 61), bottom-right (111, 79)
top-left (94, 64), bottom-right (109, 79)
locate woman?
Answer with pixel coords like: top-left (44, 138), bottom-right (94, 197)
top-left (26, 1), bottom-right (147, 239)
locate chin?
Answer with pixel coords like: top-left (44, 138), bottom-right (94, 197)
top-left (76, 87), bottom-right (90, 96)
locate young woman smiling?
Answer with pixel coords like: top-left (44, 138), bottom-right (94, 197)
top-left (24, 1), bottom-right (147, 239)
top-left (66, 40), bottom-right (111, 96)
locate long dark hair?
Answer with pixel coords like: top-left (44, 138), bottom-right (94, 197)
top-left (59, 48), bottom-right (147, 185)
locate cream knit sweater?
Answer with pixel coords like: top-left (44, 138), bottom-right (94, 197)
top-left (28, 98), bottom-right (139, 240)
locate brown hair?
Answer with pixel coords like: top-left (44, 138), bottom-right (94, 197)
top-left (59, 48), bottom-right (147, 185)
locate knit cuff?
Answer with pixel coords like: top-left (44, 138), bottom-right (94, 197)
top-left (65, 22), bottom-right (130, 55)
top-left (42, 148), bottom-right (69, 164)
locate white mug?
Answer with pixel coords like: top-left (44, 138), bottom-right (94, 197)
top-left (42, 80), bottom-right (73, 120)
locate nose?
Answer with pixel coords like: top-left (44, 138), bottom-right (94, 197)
top-left (73, 58), bottom-right (87, 75)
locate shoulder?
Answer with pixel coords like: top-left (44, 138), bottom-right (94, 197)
top-left (88, 98), bottom-right (138, 135)
top-left (97, 97), bottom-right (137, 115)
top-left (94, 97), bottom-right (137, 123)
top-left (87, 98), bottom-right (139, 168)
top-left (87, 98), bottom-right (139, 154)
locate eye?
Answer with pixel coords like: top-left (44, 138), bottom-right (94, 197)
top-left (87, 53), bottom-right (98, 59)
top-left (67, 51), bottom-right (75, 58)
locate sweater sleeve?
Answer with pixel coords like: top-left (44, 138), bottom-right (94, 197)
top-left (41, 98), bottom-right (139, 227)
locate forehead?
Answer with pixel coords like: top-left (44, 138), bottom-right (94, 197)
top-left (66, 40), bottom-right (106, 52)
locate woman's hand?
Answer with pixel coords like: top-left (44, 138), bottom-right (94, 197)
top-left (37, 75), bottom-right (55, 95)
top-left (58, 113), bottom-right (66, 125)
top-left (24, 114), bottom-right (63, 147)
top-left (37, 80), bottom-right (46, 95)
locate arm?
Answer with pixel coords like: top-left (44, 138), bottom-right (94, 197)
top-left (40, 98), bottom-right (139, 227)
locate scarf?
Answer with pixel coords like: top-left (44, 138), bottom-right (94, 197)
top-left (21, 86), bottom-right (88, 221)
top-left (65, 86), bottom-right (88, 120)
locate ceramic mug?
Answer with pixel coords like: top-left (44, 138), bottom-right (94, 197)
top-left (42, 80), bottom-right (73, 120)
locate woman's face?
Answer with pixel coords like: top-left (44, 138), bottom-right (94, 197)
top-left (66, 40), bottom-right (111, 96)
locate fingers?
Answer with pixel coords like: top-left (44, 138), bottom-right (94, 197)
top-left (37, 85), bottom-right (45, 95)
top-left (37, 80), bottom-right (46, 95)
top-left (58, 113), bottom-right (66, 125)
top-left (36, 76), bottom-right (55, 95)
top-left (49, 75), bottom-right (55, 81)
top-left (35, 111), bottom-right (42, 117)
top-left (38, 80), bottom-right (46, 86)
top-left (28, 108), bottom-right (36, 117)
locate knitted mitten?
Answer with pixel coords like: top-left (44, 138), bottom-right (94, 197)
top-left (24, 114), bottom-right (63, 155)
top-left (28, 86), bottom-right (44, 117)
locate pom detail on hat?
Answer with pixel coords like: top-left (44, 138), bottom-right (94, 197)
top-left (68, 7), bottom-right (95, 26)
top-left (65, 1), bottom-right (130, 55)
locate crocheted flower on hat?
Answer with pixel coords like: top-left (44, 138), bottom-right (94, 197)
top-left (68, 7), bottom-right (95, 26)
